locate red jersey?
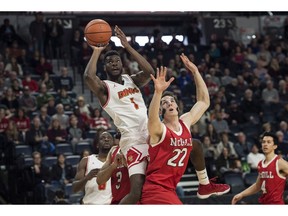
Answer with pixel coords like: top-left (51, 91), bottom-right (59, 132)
top-left (144, 119), bottom-right (193, 190)
top-left (13, 117), bottom-right (30, 131)
top-left (110, 146), bottom-right (130, 204)
top-left (257, 155), bottom-right (286, 204)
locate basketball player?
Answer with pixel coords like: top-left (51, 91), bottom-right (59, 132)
top-left (232, 131), bottom-right (288, 204)
top-left (97, 141), bottom-right (130, 204)
top-left (72, 131), bottom-right (114, 204)
top-left (140, 55), bottom-right (230, 204)
top-left (84, 25), bottom-right (154, 204)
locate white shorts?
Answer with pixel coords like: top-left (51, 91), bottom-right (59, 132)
top-left (120, 136), bottom-right (149, 176)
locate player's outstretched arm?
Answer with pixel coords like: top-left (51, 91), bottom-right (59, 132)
top-left (83, 45), bottom-right (108, 105)
top-left (97, 146), bottom-right (118, 185)
top-left (179, 53), bottom-right (210, 128)
top-left (231, 176), bottom-right (261, 204)
top-left (148, 67), bottom-right (174, 144)
top-left (115, 25), bottom-right (154, 87)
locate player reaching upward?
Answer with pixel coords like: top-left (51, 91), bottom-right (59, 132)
top-left (84, 25), bottom-right (154, 204)
top-left (140, 55), bottom-right (230, 204)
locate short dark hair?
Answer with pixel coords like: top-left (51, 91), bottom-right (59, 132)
top-left (161, 91), bottom-right (178, 104)
top-left (160, 91), bottom-right (179, 119)
top-left (261, 131), bottom-right (278, 146)
top-left (103, 50), bottom-right (121, 62)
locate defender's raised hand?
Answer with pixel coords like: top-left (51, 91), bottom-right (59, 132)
top-left (150, 66), bottom-right (174, 93)
top-left (180, 53), bottom-right (199, 75)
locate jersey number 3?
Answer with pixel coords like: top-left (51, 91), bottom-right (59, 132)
top-left (167, 148), bottom-right (187, 167)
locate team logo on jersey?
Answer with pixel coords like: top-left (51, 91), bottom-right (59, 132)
top-left (127, 155), bottom-right (134, 162)
top-left (118, 87), bottom-right (139, 99)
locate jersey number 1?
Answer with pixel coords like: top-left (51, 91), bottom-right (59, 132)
top-left (130, 97), bottom-right (139, 110)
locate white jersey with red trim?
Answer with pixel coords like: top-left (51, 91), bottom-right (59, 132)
top-left (102, 74), bottom-right (148, 148)
top-left (82, 154), bottom-right (112, 204)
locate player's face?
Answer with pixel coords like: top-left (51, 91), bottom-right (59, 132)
top-left (261, 136), bottom-right (277, 154)
top-left (99, 132), bottom-right (114, 150)
top-left (105, 55), bottom-right (123, 78)
top-left (160, 96), bottom-right (178, 117)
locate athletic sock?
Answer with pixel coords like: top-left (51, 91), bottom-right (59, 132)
top-left (196, 169), bottom-right (209, 185)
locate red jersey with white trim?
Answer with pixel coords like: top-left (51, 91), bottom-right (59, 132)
top-left (102, 74), bottom-right (148, 147)
top-left (257, 155), bottom-right (286, 204)
top-left (110, 146), bottom-right (130, 204)
top-left (143, 120), bottom-right (193, 190)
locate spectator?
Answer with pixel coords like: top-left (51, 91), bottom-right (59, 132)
top-left (18, 86), bottom-right (38, 117)
top-left (12, 108), bottom-right (30, 142)
top-left (29, 12), bottom-right (47, 56)
top-left (239, 89), bottom-right (262, 124)
top-left (36, 83), bottom-right (52, 109)
top-left (186, 21), bottom-right (202, 51)
top-left (50, 153), bottom-right (75, 189)
top-left (226, 100), bottom-right (245, 127)
top-left (278, 79), bottom-right (288, 104)
top-left (52, 103), bottom-right (69, 129)
top-left (22, 151), bottom-right (51, 204)
top-left (47, 118), bottom-right (68, 146)
top-left (5, 119), bottom-right (23, 145)
top-left (211, 111), bottom-right (230, 136)
top-left (234, 132), bottom-right (254, 160)
top-left (55, 67), bottom-right (74, 92)
top-left (67, 115), bottom-right (85, 152)
top-left (55, 88), bottom-right (75, 111)
top-left (37, 105), bottom-right (51, 130)
top-left (70, 29), bottom-right (83, 67)
top-left (0, 18), bottom-right (17, 47)
top-left (22, 74), bottom-right (39, 93)
top-left (35, 56), bottom-right (53, 76)
top-left (4, 57), bottom-right (23, 76)
top-left (11, 78), bottom-right (23, 98)
top-left (276, 130), bottom-right (288, 160)
top-left (216, 132), bottom-right (238, 159)
top-left (215, 147), bottom-right (242, 182)
top-left (89, 108), bottom-right (111, 132)
top-left (46, 18), bottom-right (64, 59)
top-left (246, 144), bottom-right (265, 172)
top-left (0, 107), bottom-right (10, 134)
top-left (38, 70), bottom-right (55, 92)
top-left (75, 96), bottom-right (93, 119)
top-left (1, 87), bottom-right (19, 114)
top-left (205, 123), bottom-right (220, 145)
top-left (4, 71), bottom-right (22, 89)
top-left (26, 116), bottom-right (52, 155)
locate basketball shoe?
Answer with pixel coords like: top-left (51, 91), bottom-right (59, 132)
top-left (197, 177), bottom-right (231, 199)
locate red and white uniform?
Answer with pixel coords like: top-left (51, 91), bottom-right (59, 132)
top-left (102, 74), bottom-right (149, 176)
top-left (82, 154), bottom-right (112, 204)
top-left (140, 120), bottom-right (193, 204)
top-left (257, 155), bottom-right (286, 204)
top-left (110, 146), bottom-right (130, 204)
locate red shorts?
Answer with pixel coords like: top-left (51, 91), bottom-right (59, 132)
top-left (140, 183), bottom-right (182, 204)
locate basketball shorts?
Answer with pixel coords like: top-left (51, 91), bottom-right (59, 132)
top-left (140, 183), bottom-right (182, 204)
top-left (120, 137), bottom-right (149, 176)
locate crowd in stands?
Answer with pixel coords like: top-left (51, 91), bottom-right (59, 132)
top-left (0, 12), bottom-right (288, 204)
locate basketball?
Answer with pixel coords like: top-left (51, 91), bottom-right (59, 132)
top-left (84, 19), bottom-right (112, 46)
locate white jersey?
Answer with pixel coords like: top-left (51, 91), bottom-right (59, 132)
top-left (82, 154), bottom-right (112, 204)
top-left (102, 74), bottom-right (148, 148)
